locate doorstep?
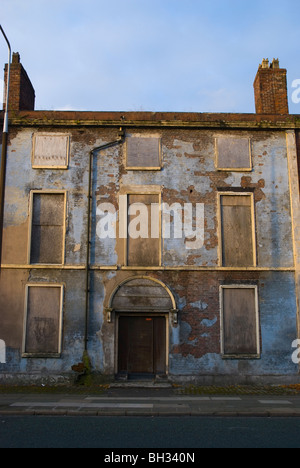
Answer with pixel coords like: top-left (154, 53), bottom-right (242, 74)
top-left (110, 382), bottom-right (173, 388)
top-left (111, 375), bottom-right (173, 389)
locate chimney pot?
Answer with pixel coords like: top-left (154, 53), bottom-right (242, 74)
top-left (262, 58), bottom-right (269, 69)
top-left (271, 58), bottom-right (280, 69)
top-left (12, 52), bottom-right (21, 64)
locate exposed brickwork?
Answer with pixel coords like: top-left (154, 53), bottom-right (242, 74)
top-left (124, 270), bottom-right (262, 362)
top-left (3, 52), bottom-right (35, 111)
top-left (254, 60), bottom-right (289, 114)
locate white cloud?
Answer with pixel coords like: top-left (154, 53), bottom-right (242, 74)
top-left (54, 104), bottom-right (86, 111)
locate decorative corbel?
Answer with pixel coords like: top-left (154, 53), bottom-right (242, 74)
top-left (171, 308), bottom-right (179, 325)
top-left (104, 307), bottom-right (114, 323)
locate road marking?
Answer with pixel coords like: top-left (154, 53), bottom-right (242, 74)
top-left (211, 397), bottom-right (242, 401)
top-left (258, 400), bottom-right (292, 405)
top-left (85, 397), bottom-right (210, 401)
top-left (11, 402), bottom-right (154, 409)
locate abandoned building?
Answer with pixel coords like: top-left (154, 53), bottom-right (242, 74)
top-left (0, 53), bottom-right (300, 385)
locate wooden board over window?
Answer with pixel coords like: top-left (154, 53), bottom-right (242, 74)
top-left (29, 192), bottom-right (66, 265)
top-left (216, 137), bottom-right (251, 171)
top-left (220, 286), bottom-right (260, 358)
top-left (23, 285), bottom-right (63, 357)
top-left (220, 194), bottom-right (256, 267)
top-left (126, 137), bottom-right (161, 170)
top-left (127, 194), bottom-right (160, 266)
top-left (32, 134), bottom-right (70, 169)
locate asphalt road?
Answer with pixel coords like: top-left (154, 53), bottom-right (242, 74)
top-left (1, 416), bottom-right (300, 448)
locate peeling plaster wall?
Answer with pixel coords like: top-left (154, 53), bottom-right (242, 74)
top-left (167, 271), bottom-right (297, 381)
top-left (0, 124), bottom-right (298, 384)
top-left (0, 269), bottom-right (86, 379)
top-left (117, 129), bottom-right (293, 268)
top-left (2, 128), bottom-right (91, 265)
top-left (91, 269), bottom-right (297, 382)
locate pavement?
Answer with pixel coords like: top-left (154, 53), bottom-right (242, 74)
top-left (2, 386), bottom-right (300, 417)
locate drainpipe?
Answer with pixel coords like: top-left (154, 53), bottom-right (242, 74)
top-left (0, 25), bottom-right (11, 273)
top-left (84, 128), bottom-right (125, 352)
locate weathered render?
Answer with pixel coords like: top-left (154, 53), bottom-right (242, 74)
top-left (1, 56), bottom-right (300, 384)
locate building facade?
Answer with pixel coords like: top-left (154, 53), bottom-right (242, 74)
top-left (1, 54), bottom-right (300, 384)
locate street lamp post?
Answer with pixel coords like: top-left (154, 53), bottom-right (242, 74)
top-left (0, 25), bottom-right (11, 272)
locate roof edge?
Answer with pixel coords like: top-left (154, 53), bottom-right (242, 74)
top-left (1, 110), bottom-right (300, 130)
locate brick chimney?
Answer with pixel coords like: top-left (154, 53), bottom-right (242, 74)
top-left (3, 52), bottom-right (35, 111)
top-left (254, 58), bottom-right (289, 114)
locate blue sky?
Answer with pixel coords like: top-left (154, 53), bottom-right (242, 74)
top-left (0, 0), bottom-right (299, 113)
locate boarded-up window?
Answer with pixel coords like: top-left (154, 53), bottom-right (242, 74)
top-left (126, 137), bottom-right (161, 169)
top-left (220, 194), bottom-right (255, 267)
top-left (32, 134), bottom-right (70, 169)
top-left (23, 285), bottom-right (63, 357)
top-left (127, 194), bottom-right (160, 266)
top-left (216, 137), bottom-right (251, 171)
top-left (30, 193), bottom-right (65, 264)
top-left (221, 286), bottom-right (259, 357)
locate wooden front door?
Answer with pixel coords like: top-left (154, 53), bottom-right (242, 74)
top-left (118, 316), bottom-right (166, 376)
